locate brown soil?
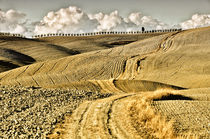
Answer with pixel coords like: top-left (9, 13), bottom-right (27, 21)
top-left (0, 28), bottom-right (210, 138)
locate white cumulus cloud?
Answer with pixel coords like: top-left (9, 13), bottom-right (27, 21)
top-left (1, 6), bottom-right (210, 36)
top-left (34, 6), bottom-right (98, 34)
top-left (126, 12), bottom-right (143, 26)
top-left (0, 9), bottom-right (27, 34)
top-left (89, 10), bottom-right (128, 31)
top-left (35, 6), bottom-right (170, 34)
top-left (180, 14), bottom-right (210, 29)
top-left (125, 12), bottom-right (169, 30)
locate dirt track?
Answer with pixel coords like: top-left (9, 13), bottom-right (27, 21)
top-left (48, 94), bottom-right (141, 139)
top-left (48, 90), bottom-right (210, 139)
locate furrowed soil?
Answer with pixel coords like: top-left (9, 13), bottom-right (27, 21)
top-left (0, 28), bottom-right (210, 138)
top-left (0, 85), bottom-right (112, 138)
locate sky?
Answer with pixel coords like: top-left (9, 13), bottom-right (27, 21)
top-left (0, 0), bottom-right (210, 36)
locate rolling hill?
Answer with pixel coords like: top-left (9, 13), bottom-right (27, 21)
top-left (0, 28), bottom-right (209, 138)
top-left (0, 28), bottom-right (209, 90)
top-left (0, 32), bottom-right (166, 73)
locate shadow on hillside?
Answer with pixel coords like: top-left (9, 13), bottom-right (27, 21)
top-left (47, 44), bottom-right (81, 55)
top-left (101, 40), bottom-right (136, 48)
top-left (113, 79), bottom-right (186, 93)
top-left (108, 40), bottom-right (136, 45)
top-left (153, 94), bottom-right (193, 101)
top-left (0, 60), bottom-right (20, 69)
top-left (0, 48), bottom-right (36, 65)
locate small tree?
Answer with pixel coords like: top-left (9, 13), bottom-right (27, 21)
top-left (142, 27), bottom-right (145, 32)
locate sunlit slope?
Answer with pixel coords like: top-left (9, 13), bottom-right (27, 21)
top-left (0, 36), bottom-right (80, 72)
top-left (0, 36), bottom-right (78, 61)
top-left (0, 33), bottom-right (174, 90)
top-left (40, 32), bottom-right (167, 53)
top-left (0, 27), bottom-right (209, 90)
top-left (1, 29), bottom-right (210, 139)
top-left (0, 32), bottom-right (166, 73)
top-left (135, 27), bottom-right (210, 88)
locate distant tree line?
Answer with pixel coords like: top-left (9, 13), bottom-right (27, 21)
top-left (0, 32), bottom-right (25, 38)
top-left (32, 28), bottom-right (182, 38)
top-left (0, 28), bottom-right (182, 38)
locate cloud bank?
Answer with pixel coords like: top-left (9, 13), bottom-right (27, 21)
top-left (34, 7), bottom-right (169, 34)
top-left (0, 6), bottom-right (210, 36)
top-left (34, 6), bottom-right (97, 34)
top-left (179, 14), bottom-right (210, 29)
top-left (0, 9), bottom-right (27, 34)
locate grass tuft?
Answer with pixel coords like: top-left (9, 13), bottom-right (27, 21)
top-left (128, 89), bottom-right (198, 139)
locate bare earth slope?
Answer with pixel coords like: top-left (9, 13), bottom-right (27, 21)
top-left (0, 28), bottom-right (210, 90)
top-left (0, 32), bottom-right (165, 73)
top-left (40, 33), bottom-right (166, 53)
top-left (136, 27), bottom-right (210, 88)
top-left (0, 86), bottom-right (112, 138)
top-left (0, 32), bottom-right (176, 90)
top-left (0, 36), bottom-right (78, 72)
top-left (0, 27), bottom-right (210, 138)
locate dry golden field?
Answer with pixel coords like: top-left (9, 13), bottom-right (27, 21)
top-left (0, 28), bottom-right (209, 138)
